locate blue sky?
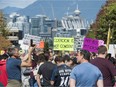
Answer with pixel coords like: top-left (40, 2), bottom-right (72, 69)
top-left (0, 0), bottom-right (106, 21)
top-left (0, 0), bottom-right (106, 9)
top-left (0, 0), bottom-right (37, 9)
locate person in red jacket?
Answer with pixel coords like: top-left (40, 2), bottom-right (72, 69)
top-left (0, 54), bottom-right (9, 87)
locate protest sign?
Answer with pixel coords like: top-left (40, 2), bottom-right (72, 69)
top-left (36, 41), bottom-right (44, 48)
top-left (54, 37), bottom-right (74, 51)
top-left (98, 40), bottom-right (104, 46)
top-left (23, 34), bottom-right (41, 45)
top-left (82, 38), bottom-right (104, 53)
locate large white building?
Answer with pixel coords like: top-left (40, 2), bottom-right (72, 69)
top-left (61, 8), bottom-right (89, 36)
top-left (58, 7), bottom-right (90, 50)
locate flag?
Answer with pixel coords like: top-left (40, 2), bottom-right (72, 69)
top-left (106, 26), bottom-right (111, 50)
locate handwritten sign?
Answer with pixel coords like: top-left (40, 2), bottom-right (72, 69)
top-left (82, 38), bottom-right (104, 53)
top-left (98, 40), bottom-right (104, 46)
top-left (54, 37), bottom-right (74, 51)
top-left (23, 34), bottom-right (41, 45)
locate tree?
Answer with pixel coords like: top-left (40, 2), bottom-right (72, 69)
top-left (44, 41), bottom-right (49, 53)
top-left (86, 25), bottom-right (96, 39)
top-left (0, 35), bottom-right (12, 50)
top-left (0, 10), bottom-right (9, 38)
top-left (88, 0), bottom-right (116, 44)
top-left (0, 10), bottom-right (12, 50)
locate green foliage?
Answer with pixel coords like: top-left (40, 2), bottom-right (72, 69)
top-left (86, 27), bottom-right (96, 39)
top-left (0, 35), bottom-right (12, 50)
top-left (44, 41), bottom-right (49, 53)
top-left (0, 11), bottom-right (9, 38)
top-left (0, 11), bottom-right (12, 50)
top-left (90, 1), bottom-right (116, 44)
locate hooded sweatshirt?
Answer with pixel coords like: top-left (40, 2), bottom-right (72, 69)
top-left (0, 60), bottom-right (8, 87)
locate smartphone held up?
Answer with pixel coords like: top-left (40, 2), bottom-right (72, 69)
top-left (30, 39), bottom-right (35, 47)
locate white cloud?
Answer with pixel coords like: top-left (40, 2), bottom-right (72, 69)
top-left (0, 0), bottom-right (37, 9)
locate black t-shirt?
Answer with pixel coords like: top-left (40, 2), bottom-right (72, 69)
top-left (51, 64), bottom-right (72, 87)
top-left (38, 61), bottom-right (56, 86)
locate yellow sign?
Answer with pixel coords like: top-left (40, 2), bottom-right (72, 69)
top-left (54, 37), bottom-right (74, 51)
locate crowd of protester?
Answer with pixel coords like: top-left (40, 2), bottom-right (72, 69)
top-left (0, 45), bottom-right (116, 87)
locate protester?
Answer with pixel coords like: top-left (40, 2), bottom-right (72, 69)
top-left (70, 49), bottom-right (103, 87)
top-left (36, 52), bottom-right (56, 87)
top-left (109, 57), bottom-right (116, 65)
top-left (90, 45), bottom-right (116, 86)
top-left (28, 48), bottom-right (44, 87)
top-left (0, 54), bottom-right (9, 87)
top-left (50, 56), bottom-right (72, 87)
top-left (105, 53), bottom-right (111, 60)
top-left (71, 57), bottom-right (79, 68)
top-left (90, 52), bottom-right (97, 59)
top-left (63, 55), bottom-right (73, 67)
top-left (6, 46), bottom-right (35, 87)
top-left (33, 53), bottom-right (46, 87)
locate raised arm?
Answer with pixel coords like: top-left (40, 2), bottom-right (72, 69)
top-left (21, 46), bottom-right (35, 67)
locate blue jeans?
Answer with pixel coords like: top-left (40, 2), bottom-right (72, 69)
top-left (29, 77), bottom-right (36, 87)
top-left (34, 82), bottom-right (39, 87)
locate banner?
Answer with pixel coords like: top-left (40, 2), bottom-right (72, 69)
top-left (54, 37), bottom-right (74, 51)
top-left (82, 38), bottom-right (104, 53)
